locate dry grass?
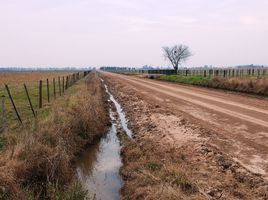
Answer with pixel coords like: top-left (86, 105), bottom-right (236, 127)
top-left (120, 138), bottom-right (203, 200)
top-left (159, 75), bottom-right (268, 96)
top-left (120, 135), bottom-right (268, 200)
top-left (0, 72), bottom-right (109, 199)
top-left (210, 77), bottom-right (268, 96)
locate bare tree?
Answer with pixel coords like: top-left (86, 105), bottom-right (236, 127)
top-left (162, 44), bottom-right (192, 72)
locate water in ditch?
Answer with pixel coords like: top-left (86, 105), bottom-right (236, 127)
top-left (76, 80), bottom-right (132, 200)
top-left (103, 82), bottom-right (133, 138)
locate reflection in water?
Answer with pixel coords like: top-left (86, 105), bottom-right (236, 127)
top-left (76, 121), bottom-right (123, 200)
top-left (76, 81), bottom-right (133, 200)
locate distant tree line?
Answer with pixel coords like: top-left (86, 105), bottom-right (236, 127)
top-left (100, 65), bottom-right (158, 71)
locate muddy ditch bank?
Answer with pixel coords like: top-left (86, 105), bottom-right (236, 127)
top-left (100, 72), bottom-right (268, 200)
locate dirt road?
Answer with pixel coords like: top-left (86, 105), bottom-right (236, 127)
top-left (102, 72), bottom-right (268, 175)
top-left (101, 71), bottom-right (268, 199)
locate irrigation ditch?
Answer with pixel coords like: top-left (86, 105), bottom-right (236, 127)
top-left (0, 72), bottom-right (127, 199)
top-left (75, 77), bottom-right (133, 199)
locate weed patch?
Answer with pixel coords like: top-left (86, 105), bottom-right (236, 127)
top-left (146, 162), bottom-right (162, 171)
top-left (162, 171), bottom-right (198, 194)
top-left (48, 181), bottom-right (88, 200)
top-left (120, 139), bottom-right (200, 199)
top-left (0, 136), bottom-right (7, 151)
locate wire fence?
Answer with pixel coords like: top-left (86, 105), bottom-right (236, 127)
top-left (104, 68), bottom-right (268, 77)
top-left (0, 71), bottom-right (91, 132)
top-left (146, 68), bottom-right (268, 77)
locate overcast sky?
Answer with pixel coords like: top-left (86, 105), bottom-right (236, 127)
top-left (0, 0), bottom-right (267, 68)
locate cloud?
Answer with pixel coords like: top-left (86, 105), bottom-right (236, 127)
top-left (239, 16), bottom-right (262, 26)
top-left (0, 0), bottom-right (267, 67)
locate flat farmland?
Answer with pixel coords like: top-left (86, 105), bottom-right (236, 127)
top-left (0, 71), bottom-right (74, 84)
top-left (0, 71), bottom-right (78, 128)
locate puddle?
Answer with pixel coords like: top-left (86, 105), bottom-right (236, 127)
top-left (76, 79), bottom-right (132, 200)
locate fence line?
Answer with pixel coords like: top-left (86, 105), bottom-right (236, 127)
top-left (5, 84), bottom-right (22, 124)
top-left (142, 68), bottom-right (268, 77)
top-left (62, 77), bottom-right (65, 94)
top-left (107, 68), bottom-right (268, 77)
top-left (39, 80), bottom-right (42, 108)
top-left (46, 79), bottom-right (50, 103)
top-left (58, 77), bottom-right (61, 96)
top-left (24, 84), bottom-right (36, 118)
top-left (66, 76), bottom-right (68, 89)
top-left (53, 78), bottom-right (56, 99)
top-left (1, 71), bottom-right (91, 126)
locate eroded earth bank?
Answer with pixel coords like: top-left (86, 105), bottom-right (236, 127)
top-left (100, 71), bottom-right (268, 200)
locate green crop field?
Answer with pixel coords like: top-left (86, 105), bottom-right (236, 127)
top-left (159, 74), bottom-right (211, 85)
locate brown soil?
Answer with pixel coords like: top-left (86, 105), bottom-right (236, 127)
top-left (100, 71), bottom-right (268, 200)
top-left (0, 72), bottom-right (109, 199)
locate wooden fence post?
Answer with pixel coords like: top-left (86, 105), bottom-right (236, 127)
top-left (5, 84), bottom-right (22, 124)
top-left (39, 80), bottom-right (42, 108)
top-left (66, 76), bottom-right (69, 90)
top-left (53, 78), bottom-right (56, 99)
top-left (46, 79), bottom-right (50, 103)
top-left (58, 77), bottom-right (61, 96)
top-left (62, 77), bottom-right (65, 94)
top-left (23, 84), bottom-right (36, 117)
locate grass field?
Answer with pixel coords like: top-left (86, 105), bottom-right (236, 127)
top-left (158, 74), bottom-right (268, 96)
top-left (0, 71), bottom-right (79, 129)
top-left (158, 75), bottom-right (211, 85)
top-left (0, 71), bottom-right (74, 84)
